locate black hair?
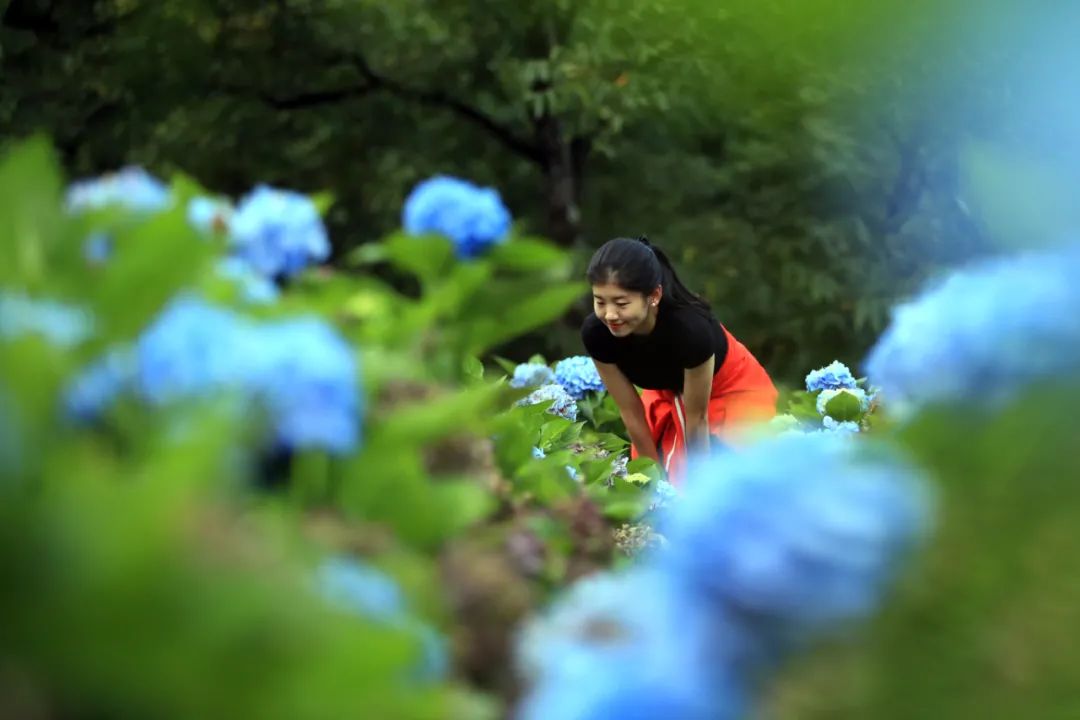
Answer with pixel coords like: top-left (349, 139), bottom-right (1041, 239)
top-left (586, 235), bottom-right (712, 316)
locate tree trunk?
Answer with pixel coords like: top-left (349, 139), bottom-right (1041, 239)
top-left (536, 114), bottom-right (582, 248)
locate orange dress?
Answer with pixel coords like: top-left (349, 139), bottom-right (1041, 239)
top-left (632, 325), bottom-right (777, 485)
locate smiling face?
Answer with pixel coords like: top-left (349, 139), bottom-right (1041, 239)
top-left (592, 282), bottom-right (662, 337)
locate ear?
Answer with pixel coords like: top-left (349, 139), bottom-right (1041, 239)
top-left (648, 286), bottom-right (663, 307)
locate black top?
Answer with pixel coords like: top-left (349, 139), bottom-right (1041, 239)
top-left (581, 301), bottom-right (729, 392)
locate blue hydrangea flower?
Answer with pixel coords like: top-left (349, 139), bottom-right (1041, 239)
top-left (187, 196), bottom-right (234, 234)
top-left (133, 295), bottom-right (264, 406)
top-left (63, 349), bottom-right (136, 421)
top-left (822, 417), bottom-right (860, 433)
top-left (317, 556), bottom-right (448, 683)
top-left (84, 233), bottom-right (112, 264)
top-left (253, 317), bottom-right (361, 454)
top-left (656, 432), bottom-right (931, 635)
top-left (402, 175), bottom-right (511, 259)
top-left (228, 185), bottom-right (330, 278)
top-left (865, 244), bottom-right (1080, 415)
top-left (517, 383), bottom-right (578, 422)
top-left (0, 292), bottom-right (94, 348)
top-left (611, 454), bottom-right (628, 479)
top-left (649, 478), bottom-right (679, 513)
top-left (65, 167), bottom-right (171, 214)
top-left (69, 296), bottom-right (360, 454)
top-left (805, 360), bottom-right (857, 392)
top-left (554, 356), bottom-right (606, 399)
top-left (215, 257), bottom-right (280, 305)
top-left (516, 569), bottom-right (752, 720)
top-left (816, 387), bottom-right (869, 417)
top-left (532, 446), bottom-right (546, 460)
top-left (511, 362), bottom-right (556, 389)
top-left (318, 556), bottom-right (406, 620)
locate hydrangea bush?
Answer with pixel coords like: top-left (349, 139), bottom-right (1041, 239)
top-left (4, 137), bottom-right (1079, 720)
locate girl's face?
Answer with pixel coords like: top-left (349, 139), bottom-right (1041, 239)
top-left (592, 282), bottom-right (661, 337)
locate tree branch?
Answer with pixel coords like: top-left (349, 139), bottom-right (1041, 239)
top-left (348, 51), bottom-right (544, 165)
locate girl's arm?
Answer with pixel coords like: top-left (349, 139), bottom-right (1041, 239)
top-left (591, 359), bottom-right (661, 465)
top-left (682, 356), bottom-right (716, 453)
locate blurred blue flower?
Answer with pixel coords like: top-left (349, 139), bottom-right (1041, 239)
top-left (63, 349), bottom-right (135, 421)
top-left (649, 478), bottom-right (679, 513)
top-left (532, 446), bottom-right (546, 460)
top-left (69, 296), bottom-right (360, 454)
top-left (402, 175), bottom-right (511, 259)
top-left (865, 244), bottom-right (1080, 414)
top-left (317, 556), bottom-right (448, 683)
top-left (0, 291), bottom-right (93, 348)
top-left (516, 569), bottom-right (751, 720)
top-left (228, 185), bottom-right (330, 278)
top-left (65, 167), bottom-right (171, 214)
top-left (254, 317), bottom-right (361, 454)
top-left (133, 295), bottom-right (263, 406)
top-left (187, 196), bottom-right (234, 234)
top-left (318, 556), bottom-right (406, 620)
top-left (511, 362), bottom-right (556, 389)
top-left (554, 356), bottom-right (606, 399)
top-left (215, 257), bottom-right (280, 305)
top-left (816, 387), bottom-right (869, 417)
top-left (517, 383), bottom-right (578, 422)
top-left (805, 360), bottom-right (857, 392)
top-left (84, 233), bottom-right (113, 264)
top-left (657, 432), bottom-right (930, 635)
top-left (822, 417), bottom-right (860, 433)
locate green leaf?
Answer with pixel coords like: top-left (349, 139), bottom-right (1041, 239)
top-left (345, 242), bottom-right (388, 266)
top-left (461, 280), bottom-right (586, 354)
top-left (462, 355), bottom-right (484, 381)
top-left (0, 136), bottom-right (65, 289)
top-left (384, 232), bottom-right (456, 284)
top-left (487, 236), bottom-right (570, 272)
top-left (823, 389), bottom-right (865, 422)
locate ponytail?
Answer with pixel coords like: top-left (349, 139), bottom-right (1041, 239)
top-left (636, 235), bottom-right (713, 316)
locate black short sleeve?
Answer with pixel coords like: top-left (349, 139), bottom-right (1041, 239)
top-left (674, 309), bottom-right (719, 369)
top-left (581, 315), bottom-right (619, 363)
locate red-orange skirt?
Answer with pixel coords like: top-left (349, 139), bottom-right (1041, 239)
top-left (631, 325), bottom-right (777, 485)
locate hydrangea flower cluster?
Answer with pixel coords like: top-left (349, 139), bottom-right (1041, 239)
top-left (659, 433), bottom-right (929, 632)
top-left (317, 556), bottom-right (448, 683)
top-left (187, 196), bottom-right (234, 235)
top-left (227, 186), bottom-right (331, 279)
top-left (0, 292), bottom-right (93, 348)
top-left (805, 360), bottom-right (857, 392)
top-left (553, 355), bottom-right (605, 399)
top-left (66, 295), bottom-right (360, 453)
top-left (823, 416), bottom-right (860, 433)
top-left (864, 243), bottom-right (1080, 414)
top-left (516, 569), bottom-right (749, 720)
top-left (816, 387), bottom-right (870, 417)
top-left (649, 477), bottom-right (679, 513)
top-left (517, 383), bottom-right (578, 422)
top-left (510, 362), bottom-right (556, 389)
top-left (402, 175), bottom-right (511, 259)
top-left (515, 432), bottom-right (930, 718)
top-left (214, 257), bottom-right (280, 305)
top-left (64, 168), bottom-right (330, 282)
top-left (531, 446), bottom-right (581, 480)
top-left (65, 167), bottom-right (171, 214)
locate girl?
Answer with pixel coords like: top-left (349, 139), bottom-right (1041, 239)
top-left (582, 236), bottom-right (778, 484)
